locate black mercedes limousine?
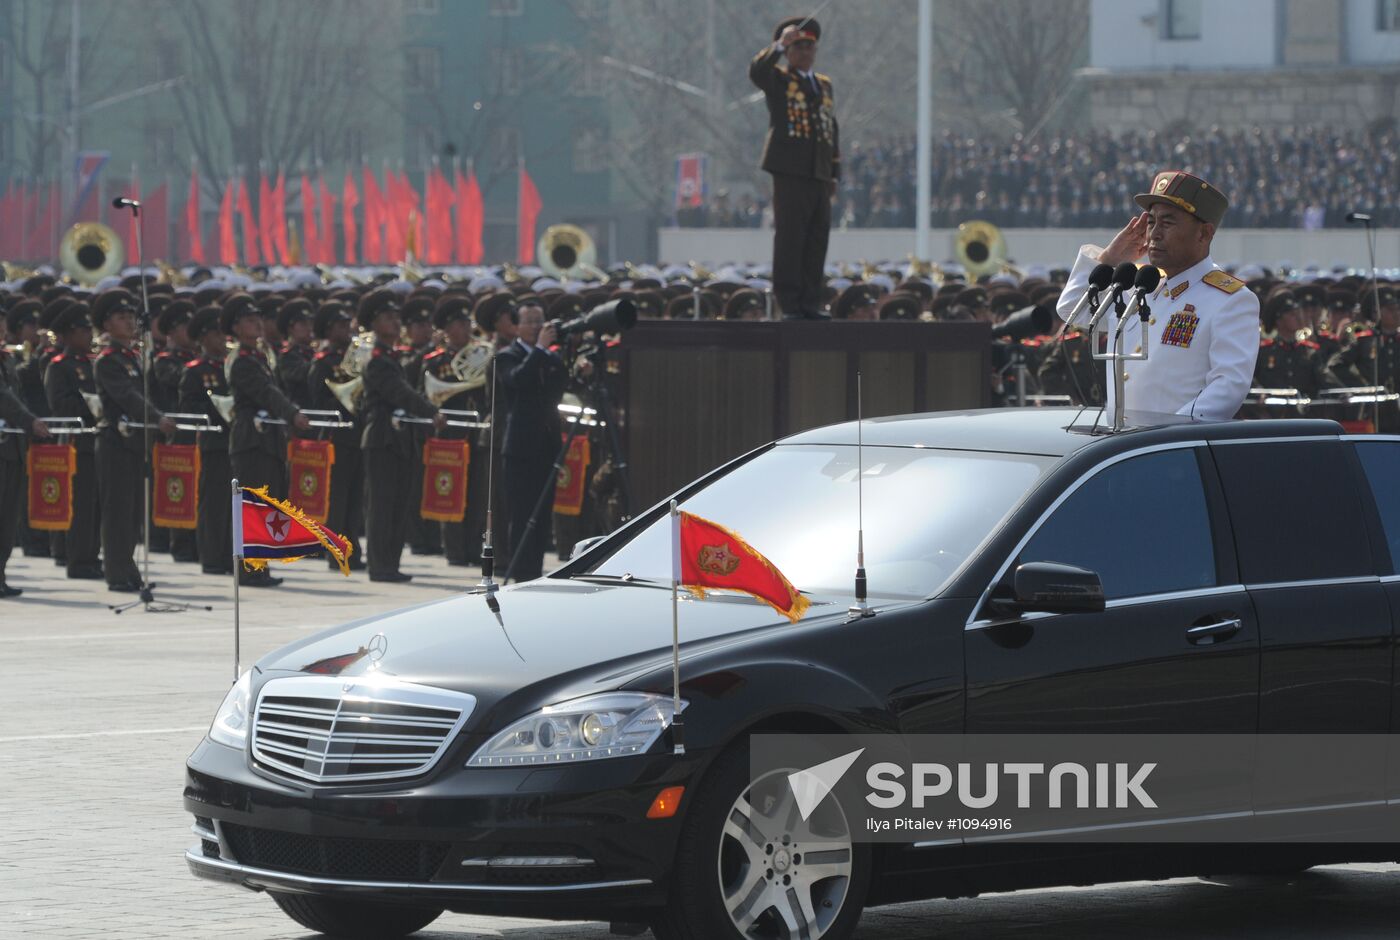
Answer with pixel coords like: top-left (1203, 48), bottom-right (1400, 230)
top-left (185, 408), bottom-right (1400, 939)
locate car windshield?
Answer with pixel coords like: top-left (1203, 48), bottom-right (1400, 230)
top-left (587, 444), bottom-right (1054, 599)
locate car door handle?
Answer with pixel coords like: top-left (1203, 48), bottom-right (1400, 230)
top-left (1186, 617), bottom-right (1242, 644)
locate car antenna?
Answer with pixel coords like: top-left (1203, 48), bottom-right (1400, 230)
top-left (850, 373), bottom-right (875, 620)
top-left (478, 356), bottom-right (499, 597)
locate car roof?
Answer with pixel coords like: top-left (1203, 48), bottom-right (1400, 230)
top-left (778, 407), bottom-right (1345, 458)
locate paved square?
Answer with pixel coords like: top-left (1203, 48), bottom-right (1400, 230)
top-left (2, 551), bottom-right (1397, 939)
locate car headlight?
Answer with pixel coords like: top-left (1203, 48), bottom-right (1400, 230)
top-left (208, 671), bottom-right (252, 749)
top-left (467, 692), bottom-right (687, 767)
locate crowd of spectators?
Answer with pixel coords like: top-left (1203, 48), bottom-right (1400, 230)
top-left (680, 126), bottom-right (1398, 230)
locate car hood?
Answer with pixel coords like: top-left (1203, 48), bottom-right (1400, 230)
top-left (256, 578), bottom-right (850, 717)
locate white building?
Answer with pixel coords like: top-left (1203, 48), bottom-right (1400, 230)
top-left (1081, 0), bottom-right (1400, 128)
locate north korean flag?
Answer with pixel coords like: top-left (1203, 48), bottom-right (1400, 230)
top-left (233, 486), bottom-right (352, 576)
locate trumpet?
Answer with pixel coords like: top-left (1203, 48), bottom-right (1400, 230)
top-left (253, 409), bottom-right (353, 433)
top-left (117, 413), bottom-right (221, 437)
top-left (390, 408), bottom-right (488, 432)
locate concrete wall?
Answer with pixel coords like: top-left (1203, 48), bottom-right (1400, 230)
top-left (658, 227), bottom-right (1400, 270)
top-left (1347, 0), bottom-right (1400, 64)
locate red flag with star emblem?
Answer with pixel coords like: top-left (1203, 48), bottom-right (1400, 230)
top-left (673, 510), bottom-right (809, 622)
top-left (237, 485), bottom-right (352, 576)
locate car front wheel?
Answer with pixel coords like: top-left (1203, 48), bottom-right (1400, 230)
top-left (652, 741), bottom-right (870, 940)
top-left (270, 892), bottom-right (443, 938)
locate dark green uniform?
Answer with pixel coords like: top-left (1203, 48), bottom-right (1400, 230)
top-left (155, 345), bottom-right (199, 561)
top-left (179, 353), bottom-right (233, 574)
top-left (1327, 329), bottom-right (1400, 432)
top-left (94, 342), bottom-right (162, 588)
top-left (1254, 336), bottom-right (1328, 397)
top-left (422, 344), bottom-right (486, 566)
top-left (18, 343), bottom-right (53, 557)
top-left (43, 349), bottom-right (101, 576)
top-left (362, 342), bottom-right (437, 580)
top-left (400, 341), bottom-right (441, 555)
top-left (0, 348), bottom-right (39, 593)
top-left (277, 341), bottom-right (315, 409)
top-left (228, 344), bottom-right (300, 496)
top-left (307, 346), bottom-right (364, 570)
top-left (1035, 329), bottom-right (1104, 406)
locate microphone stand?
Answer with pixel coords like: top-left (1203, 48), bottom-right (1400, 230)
top-left (109, 199), bottom-right (206, 615)
top-left (1353, 214), bottom-right (1384, 432)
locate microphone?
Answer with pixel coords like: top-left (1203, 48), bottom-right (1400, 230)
top-left (1056, 262), bottom-right (1115, 327)
top-left (1118, 265), bottom-right (1162, 330)
top-left (112, 196), bottom-right (141, 210)
top-left (1346, 212), bottom-right (1372, 224)
top-left (1086, 262), bottom-right (1140, 333)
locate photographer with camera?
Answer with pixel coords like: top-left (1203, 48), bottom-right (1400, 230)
top-left (497, 298), bottom-right (569, 582)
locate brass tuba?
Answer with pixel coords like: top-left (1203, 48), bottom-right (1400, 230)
top-left (953, 220), bottom-right (1007, 279)
top-left (322, 331), bottom-right (375, 414)
top-left (537, 224), bottom-right (596, 279)
top-left (60, 222), bottom-right (126, 286)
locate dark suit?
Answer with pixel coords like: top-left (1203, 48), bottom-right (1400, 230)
top-left (228, 345), bottom-right (300, 496)
top-left (180, 355), bottom-right (233, 572)
top-left (0, 350), bottom-right (38, 585)
top-left (749, 42), bottom-right (840, 318)
top-left (43, 350), bottom-right (100, 574)
top-left (94, 343), bottom-right (162, 587)
top-left (361, 342), bottom-right (437, 578)
top-left (497, 339), bottom-right (568, 582)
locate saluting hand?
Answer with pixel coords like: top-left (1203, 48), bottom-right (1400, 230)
top-left (1100, 212), bottom-right (1150, 267)
top-left (292, 412), bottom-right (312, 431)
top-left (779, 24), bottom-right (799, 48)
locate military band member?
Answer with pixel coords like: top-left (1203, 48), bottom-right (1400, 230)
top-left (1056, 171), bottom-right (1260, 420)
top-left (1255, 289), bottom-right (1327, 398)
top-left (750, 16), bottom-right (840, 320)
top-left (1036, 326), bottom-right (1104, 405)
top-left (154, 301), bottom-right (199, 563)
top-left (1, 328), bottom-right (50, 597)
top-left (359, 289), bottom-right (444, 582)
top-left (831, 283), bottom-right (878, 320)
top-left (276, 299), bottom-right (316, 411)
top-left (43, 304), bottom-right (103, 580)
top-left (307, 303), bottom-right (365, 571)
top-left (422, 295), bottom-right (481, 567)
top-left (181, 307), bottom-right (235, 576)
top-left (1327, 286), bottom-right (1400, 428)
top-left (400, 296), bottom-right (441, 556)
top-left (722, 288), bottom-right (767, 321)
top-left (93, 292), bottom-right (175, 592)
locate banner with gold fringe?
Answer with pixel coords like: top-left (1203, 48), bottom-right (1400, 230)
top-left (673, 510), bottom-right (810, 623)
top-left (26, 443), bottom-right (76, 531)
top-left (287, 438), bottom-right (335, 523)
top-left (420, 437), bottom-right (470, 522)
top-left (237, 485), bottom-right (352, 576)
top-left (153, 443), bottom-right (200, 529)
top-left (553, 434), bottom-right (591, 517)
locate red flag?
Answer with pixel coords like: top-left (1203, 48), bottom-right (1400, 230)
top-left (236, 485), bottom-right (352, 576)
top-left (271, 170), bottom-right (288, 264)
top-left (218, 179), bottom-right (236, 264)
top-left (341, 171), bottom-right (360, 265)
top-left (35, 182), bottom-right (62, 261)
top-left (20, 184), bottom-right (38, 259)
top-left (673, 510), bottom-right (810, 622)
top-left (361, 166), bottom-right (383, 263)
top-left (300, 173), bottom-right (318, 264)
top-left (0, 182), bottom-right (15, 259)
top-left (318, 174), bottom-right (335, 264)
top-left (236, 177), bottom-right (261, 264)
top-left (426, 165), bottom-right (455, 265)
top-left (455, 167), bottom-right (483, 265)
top-left (185, 167), bottom-right (206, 264)
top-left (517, 164), bottom-right (542, 264)
top-left (257, 172), bottom-right (274, 263)
top-left (146, 181), bottom-right (170, 260)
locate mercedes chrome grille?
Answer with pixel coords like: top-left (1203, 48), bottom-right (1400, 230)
top-left (251, 675), bottom-right (475, 784)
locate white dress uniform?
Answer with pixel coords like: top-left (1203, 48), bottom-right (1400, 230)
top-left (1057, 247), bottom-right (1260, 421)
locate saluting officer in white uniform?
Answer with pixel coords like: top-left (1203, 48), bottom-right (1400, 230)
top-left (1057, 171), bottom-right (1260, 421)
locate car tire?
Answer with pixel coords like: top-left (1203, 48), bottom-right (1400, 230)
top-left (650, 740), bottom-right (871, 940)
top-left (270, 892), bottom-right (443, 938)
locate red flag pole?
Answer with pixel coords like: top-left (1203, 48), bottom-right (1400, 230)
top-left (669, 499), bottom-right (684, 755)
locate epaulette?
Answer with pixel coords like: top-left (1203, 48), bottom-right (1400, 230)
top-left (815, 72), bottom-right (830, 84)
top-left (1300, 340), bottom-right (1320, 350)
top-left (96, 347), bottom-right (116, 359)
top-left (1203, 270), bottom-right (1245, 294)
top-left (52, 353), bottom-right (67, 363)
top-left (1021, 338), bottom-right (1043, 348)
top-left (422, 349), bottom-right (447, 361)
top-left (185, 358), bottom-right (202, 368)
top-left (1259, 338), bottom-right (1275, 347)
top-left (1353, 330), bottom-right (1375, 339)
top-left (314, 350), bottom-right (331, 361)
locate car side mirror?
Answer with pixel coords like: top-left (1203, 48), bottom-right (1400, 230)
top-left (569, 535), bottom-right (608, 560)
top-left (1008, 562), bottom-right (1105, 614)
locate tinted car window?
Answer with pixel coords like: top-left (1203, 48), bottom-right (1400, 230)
top-left (1212, 440), bottom-right (1371, 583)
top-left (1353, 441), bottom-right (1400, 575)
top-left (1017, 448), bottom-right (1215, 600)
top-left (591, 445), bottom-right (1053, 599)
